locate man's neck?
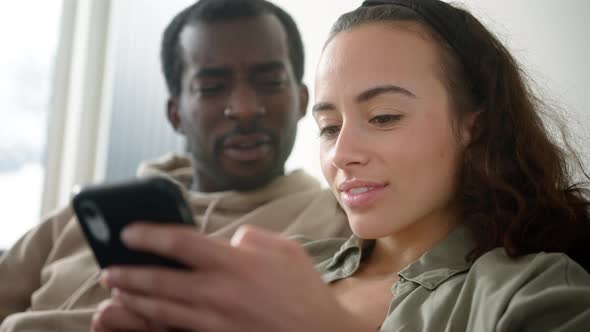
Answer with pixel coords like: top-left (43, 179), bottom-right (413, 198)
top-left (190, 169), bottom-right (285, 193)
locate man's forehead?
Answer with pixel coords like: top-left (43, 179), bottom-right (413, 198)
top-left (179, 15), bottom-right (290, 71)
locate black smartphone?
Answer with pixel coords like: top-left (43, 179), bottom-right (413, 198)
top-left (72, 177), bottom-right (194, 269)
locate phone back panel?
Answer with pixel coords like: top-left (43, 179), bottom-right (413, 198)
top-left (72, 177), bottom-right (194, 269)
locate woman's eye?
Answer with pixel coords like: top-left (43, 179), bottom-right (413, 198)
top-left (369, 114), bottom-right (402, 126)
top-left (319, 125), bottom-right (340, 138)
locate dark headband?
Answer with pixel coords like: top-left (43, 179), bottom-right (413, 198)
top-left (362, 0), bottom-right (484, 103)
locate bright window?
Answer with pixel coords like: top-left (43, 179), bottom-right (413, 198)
top-left (0, 1), bottom-right (63, 248)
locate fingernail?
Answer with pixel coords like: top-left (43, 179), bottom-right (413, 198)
top-left (230, 225), bottom-right (249, 247)
top-left (121, 226), bottom-right (138, 244)
top-left (99, 271), bottom-right (110, 288)
top-left (104, 268), bottom-right (121, 284)
top-left (111, 288), bottom-right (131, 305)
top-left (111, 287), bottom-right (122, 299)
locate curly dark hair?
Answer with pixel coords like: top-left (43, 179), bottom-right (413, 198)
top-left (160, 0), bottom-right (305, 98)
top-left (331, 2), bottom-right (590, 270)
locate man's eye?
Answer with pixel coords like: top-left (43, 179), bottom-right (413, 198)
top-left (265, 80), bottom-right (283, 85)
top-left (319, 125), bottom-right (340, 138)
top-left (259, 79), bottom-right (286, 90)
top-left (191, 81), bottom-right (225, 95)
top-left (369, 114), bottom-right (402, 126)
top-left (198, 84), bottom-right (224, 94)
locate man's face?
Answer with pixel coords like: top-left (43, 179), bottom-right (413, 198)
top-left (168, 15), bottom-right (307, 192)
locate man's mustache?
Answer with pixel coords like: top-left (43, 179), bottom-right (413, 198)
top-left (214, 124), bottom-right (277, 151)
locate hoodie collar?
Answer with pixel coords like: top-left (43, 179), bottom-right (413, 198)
top-left (136, 153), bottom-right (323, 212)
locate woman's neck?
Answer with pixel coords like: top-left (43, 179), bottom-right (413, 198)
top-left (359, 210), bottom-right (459, 278)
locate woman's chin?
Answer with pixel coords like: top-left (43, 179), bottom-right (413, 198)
top-left (349, 218), bottom-right (391, 240)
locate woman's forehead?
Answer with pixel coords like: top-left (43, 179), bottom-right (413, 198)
top-left (321, 23), bottom-right (436, 69)
top-left (315, 22), bottom-right (442, 98)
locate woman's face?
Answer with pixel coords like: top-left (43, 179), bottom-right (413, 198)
top-left (314, 23), bottom-right (473, 239)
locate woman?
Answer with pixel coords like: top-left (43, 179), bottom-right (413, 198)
top-left (92, 0), bottom-right (590, 331)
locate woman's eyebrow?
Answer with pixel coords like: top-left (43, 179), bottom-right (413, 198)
top-left (312, 84), bottom-right (416, 113)
top-left (312, 102), bottom-right (336, 113)
top-left (356, 84), bottom-right (417, 103)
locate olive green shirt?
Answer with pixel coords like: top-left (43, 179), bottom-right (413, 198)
top-left (303, 226), bottom-right (590, 331)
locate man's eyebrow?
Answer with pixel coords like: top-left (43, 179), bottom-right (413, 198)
top-left (252, 61), bottom-right (287, 73)
top-left (356, 84), bottom-right (416, 103)
top-left (194, 62), bottom-right (286, 78)
top-left (195, 67), bottom-right (231, 78)
top-left (312, 102), bottom-right (336, 113)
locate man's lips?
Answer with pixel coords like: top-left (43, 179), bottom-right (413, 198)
top-left (223, 133), bottom-right (271, 148)
top-left (221, 133), bottom-right (272, 162)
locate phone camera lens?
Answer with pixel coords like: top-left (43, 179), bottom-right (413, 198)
top-left (79, 201), bottom-right (110, 244)
top-left (82, 205), bottom-right (97, 218)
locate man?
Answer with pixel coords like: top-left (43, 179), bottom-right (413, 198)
top-left (0, 0), bottom-right (349, 330)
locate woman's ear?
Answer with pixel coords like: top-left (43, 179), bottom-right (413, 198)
top-left (460, 110), bottom-right (481, 146)
top-left (167, 97), bottom-right (184, 134)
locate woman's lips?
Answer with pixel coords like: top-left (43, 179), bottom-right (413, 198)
top-left (337, 181), bottom-right (388, 209)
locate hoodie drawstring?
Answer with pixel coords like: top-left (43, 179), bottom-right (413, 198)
top-left (199, 196), bottom-right (222, 234)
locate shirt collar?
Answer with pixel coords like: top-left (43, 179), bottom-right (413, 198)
top-left (321, 225), bottom-right (475, 290)
top-left (321, 236), bottom-right (373, 283)
top-left (398, 226), bottom-right (475, 290)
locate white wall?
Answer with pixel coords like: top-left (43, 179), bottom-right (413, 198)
top-left (281, 0), bottom-right (590, 185)
top-left (463, 0), bottom-right (590, 179)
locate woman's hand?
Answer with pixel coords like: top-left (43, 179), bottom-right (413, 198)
top-left (91, 295), bottom-right (166, 332)
top-left (92, 223), bottom-right (371, 332)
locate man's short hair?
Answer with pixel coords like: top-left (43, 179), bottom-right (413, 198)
top-left (161, 0), bottom-right (305, 97)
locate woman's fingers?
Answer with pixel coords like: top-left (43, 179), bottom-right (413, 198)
top-left (114, 289), bottom-right (229, 331)
top-left (101, 267), bottom-right (215, 305)
top-left (91, 297), bottom-right (152, 331)
top-left (121, 223), bottom-right (234, 269)
top-left (231, 225), bottom-right (311, 262)
top-left (100, 224), bottom-right (337, 332)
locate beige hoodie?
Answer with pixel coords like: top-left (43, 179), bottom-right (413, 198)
top-left (0, 154), bottom-right (350, 331)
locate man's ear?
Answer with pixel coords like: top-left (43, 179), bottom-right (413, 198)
top-left (460, 110), bottom-right (481, 146)
top-left (297, 84), bottom-right (309, 120)
top-left (167, 97), bottom-right (183, 134)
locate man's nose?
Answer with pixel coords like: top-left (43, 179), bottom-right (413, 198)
top-left (223, 84), bottom-right (266, 121)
